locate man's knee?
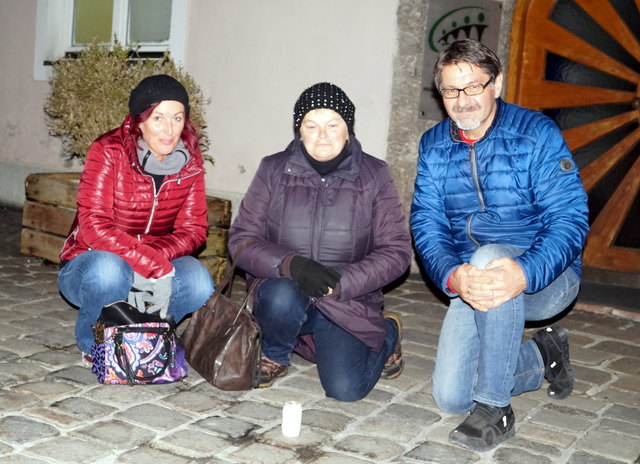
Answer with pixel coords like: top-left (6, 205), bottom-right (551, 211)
top-left (258, 279), bottom-right (303, 318)
top-left (469, 244), bottom-right (522, 269)
top-left (432, 373), bottom-right (473, 414)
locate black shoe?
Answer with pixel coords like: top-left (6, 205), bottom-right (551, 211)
top-left (449, 403), bottom-right (515, 451)
top-left (533, 325), bottom-right (574, 399)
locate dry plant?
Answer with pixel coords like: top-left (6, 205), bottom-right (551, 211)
top-left (45, 41), bottom-right (212, 165)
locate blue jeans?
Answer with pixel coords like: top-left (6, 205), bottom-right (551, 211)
top-left (58, 250), bottom-right (214, 353)
top-left (432, 244), bottom-right (580, 413)
top-left (256, 278), bottom-right (398, 402)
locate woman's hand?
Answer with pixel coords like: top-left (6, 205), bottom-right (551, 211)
top-left (290, 256), bottom-right (341, 298)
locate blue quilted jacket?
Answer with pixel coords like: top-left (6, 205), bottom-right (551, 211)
top-left (411, 99), bottom-right (589, 294)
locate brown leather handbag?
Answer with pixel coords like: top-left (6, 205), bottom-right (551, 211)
top-left (181, 259), bottom-right (261, 391)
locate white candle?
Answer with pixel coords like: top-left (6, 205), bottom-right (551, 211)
top-left (281, 401), bottom-right (302, 437)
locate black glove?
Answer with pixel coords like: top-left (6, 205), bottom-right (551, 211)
top-left (290, 255), bottom-right (341, 298)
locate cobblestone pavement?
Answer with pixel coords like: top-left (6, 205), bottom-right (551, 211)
top-left (0, 205), bottom-right (639, 464)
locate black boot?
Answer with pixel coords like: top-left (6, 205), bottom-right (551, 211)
top-left (533, 325), bottom-right (574, 399)
top-left (449, 402), bottom-right (515, 451)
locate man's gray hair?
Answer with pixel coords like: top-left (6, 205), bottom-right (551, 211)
top-left (434, 39), bottom-right (502, 90)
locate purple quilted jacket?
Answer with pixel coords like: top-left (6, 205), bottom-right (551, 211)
top-left (228, 137), bottom-right (412, 356)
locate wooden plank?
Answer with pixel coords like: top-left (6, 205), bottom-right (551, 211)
top-left (519, 81), bottom-right (633, 109)
top-left (579, 127), bottom-right (640, 192)
top-left (20, 228), bottom-right (65, 263)
top-left (574, 0), bottom-right (640, 62)
top-left (198, 255), bottom-right (228, 285)
top-left (563, 111), bottom-right (638, 152)
top-left (539, 21), bottom-right (640, 84)
top-left (24, 173), bottom-right (80, 209)
top-left (197, 227), bottom-right (229, 257)
top-left (206, 196), bottom-right (232, 228)
top-left (22, 200), bottom-right (75, 236)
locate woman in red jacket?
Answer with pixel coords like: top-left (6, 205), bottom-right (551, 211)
top-left (58, 75), bottom-right (214, 364)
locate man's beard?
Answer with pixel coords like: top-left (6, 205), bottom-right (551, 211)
top-left (452, 103), bottom-right (481, 131)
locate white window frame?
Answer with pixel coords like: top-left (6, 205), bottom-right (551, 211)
top-left (33, 0), bottom-right (188, 81)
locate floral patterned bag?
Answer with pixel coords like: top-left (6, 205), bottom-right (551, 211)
top-left (91, 301), bottom-right (188, 386)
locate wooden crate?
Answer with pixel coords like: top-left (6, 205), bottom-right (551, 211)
top-left (21, 172), bottom-right (231, 284)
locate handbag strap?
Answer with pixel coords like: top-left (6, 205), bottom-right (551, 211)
top-left (216, 240), bottom-right (255, 298)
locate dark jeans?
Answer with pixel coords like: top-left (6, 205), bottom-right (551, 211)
top-left (256, 278), bottom-right (398, 402)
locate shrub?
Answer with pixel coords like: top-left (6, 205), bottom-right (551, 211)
top-left (44, 41), bottom-right (212, 164)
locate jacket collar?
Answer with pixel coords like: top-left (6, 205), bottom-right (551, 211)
top-left (284, 136), bottom-right (363, 181)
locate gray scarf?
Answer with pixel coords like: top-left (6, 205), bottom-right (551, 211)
top-left (136, 139), bottom-right (190, 175)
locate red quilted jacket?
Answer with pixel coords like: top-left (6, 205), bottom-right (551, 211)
top-left (60, 115), bottom-right (208, 279)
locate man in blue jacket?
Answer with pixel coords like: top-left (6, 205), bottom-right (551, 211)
top-left (411, 39), bottom-right (589, 451)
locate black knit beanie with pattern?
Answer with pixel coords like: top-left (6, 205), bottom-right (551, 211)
top-left (128, 74), bottom-right (190, 118)
top-left (293, 82), bottom-right (355, 134)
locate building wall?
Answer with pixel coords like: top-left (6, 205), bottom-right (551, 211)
top-left (185, 0), bottom-right (400, 213)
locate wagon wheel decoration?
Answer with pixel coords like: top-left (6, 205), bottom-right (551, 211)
top-left (507, 0), bottom-right (640, 272)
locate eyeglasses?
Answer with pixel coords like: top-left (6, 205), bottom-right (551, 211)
top-left (439, 78), bottom-right (494, 99)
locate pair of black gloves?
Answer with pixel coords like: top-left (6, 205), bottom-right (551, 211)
top-left (290, 255), bottom-right (341, 298)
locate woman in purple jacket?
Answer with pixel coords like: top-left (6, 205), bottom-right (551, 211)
top-left (228, 82), bottom-right (412, 401)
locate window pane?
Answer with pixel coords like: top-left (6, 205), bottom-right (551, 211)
top-left (129, 0), bottom-right (172, 45)
top-left (73, 0), bottom-right (114, 46)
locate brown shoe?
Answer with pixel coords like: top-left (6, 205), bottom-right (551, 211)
top-left (258, 355), bottom-right (289, 388)
top-left (381, 312), bottom-right (403, 379)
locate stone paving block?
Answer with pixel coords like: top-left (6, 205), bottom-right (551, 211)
top-left (152, 428), bottom-right (234, 458)
top-left (163, 390), bottom-right (229, 414)
top-left (529, 404), bottom-right (595, 433)
top-left (115, 446), bottom-right (192, 464)
top-left (579, 321), bottom-right (640, 343)
top-left (577, 429), bottom-right (640, 462)
top-left (602, 404), bottom-right (640, 425)
top-left (308, 453), bottom-right (373, 463)
top-left (21, 436), bottom-right (114, 463)
top-left (228, 442), bottom-right (298, 464)
top-left (492, 447), bottom-right (554, 464)
top-left (405, 441), bottom-right (477, 464)
top-left (260, 424), bottom-right (329, 448)
top-left (0, 359), bottom-right (49, 382)
top-left (594, 388), bottom-right (640, 409)
top-left (335, 434), bottom-right (404, 461)
top-left (555, 394), bottom-right (608, 414)
top-left (502, 437), bottom-right (562, 458)
top-left (25, 396), bottom-right (116, 427)
top-left (0, 388), bottom-right (40, 411)
top-left (404, 329), bottom-right (439, 348)
top-left (193, 415), bottom-right (258, 440)
top-left (0, 323), bottom-right (23, 339)
top-left (403, 340), bottom-right (437, 359)
top-left (572, 346), bottom-right (617, 366)
top-left (574, 365), bottom-right (614, 387)
top-left (610, 375), bottom-right (640, 394)
top-left (116, 403), bottom-right (192, 431)
top-left (224, 400), bottom-right (281, 424)
top-left (252, 387), bottom-right (316, 408)
top-left (303, 409), bottom-right (354, 433)
top-left (517, 423), bottom-right (576, 448)
top-left (24, 327), bottom-right (75, 350)
top-left (14, 316), bottom-right (65, 333)
top-left (44, 365), bottom-right (99, 385)
top-left (85, 383), bottom-right (169, 406)
top-left (0, 454), bottom-right (51, 463)
top-left (9, 380), bottom-right (80, 399)
top-left (0, 339), bottom-right (49, 357)
top-left (353, 416), bottom-right (424, 442)
top-left (0, 349), bottom-right (18, 362)
top-left (0, 416), bottom-right (59, 445)
top-left (567, 451), bottom-right (628, 464)
top-left (591, 341), bottom-right (640, 359)
top-left (599, 418), bottom-right (640, 437)
top-left (280, 375), bottom-right (327, 396)
top-left (608, 357), bottom-right (640, 376)
top-left (26, 350), bottom-right (79, 367)
top-left (379, 402), bottom-right (441, 427)
top-left (314, 396), bottom-right (379, 416)
top-left (72, 419), bottom-right (156, 449)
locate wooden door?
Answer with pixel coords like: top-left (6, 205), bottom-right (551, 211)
top-left (507, 0), bottom-right (640, 272)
